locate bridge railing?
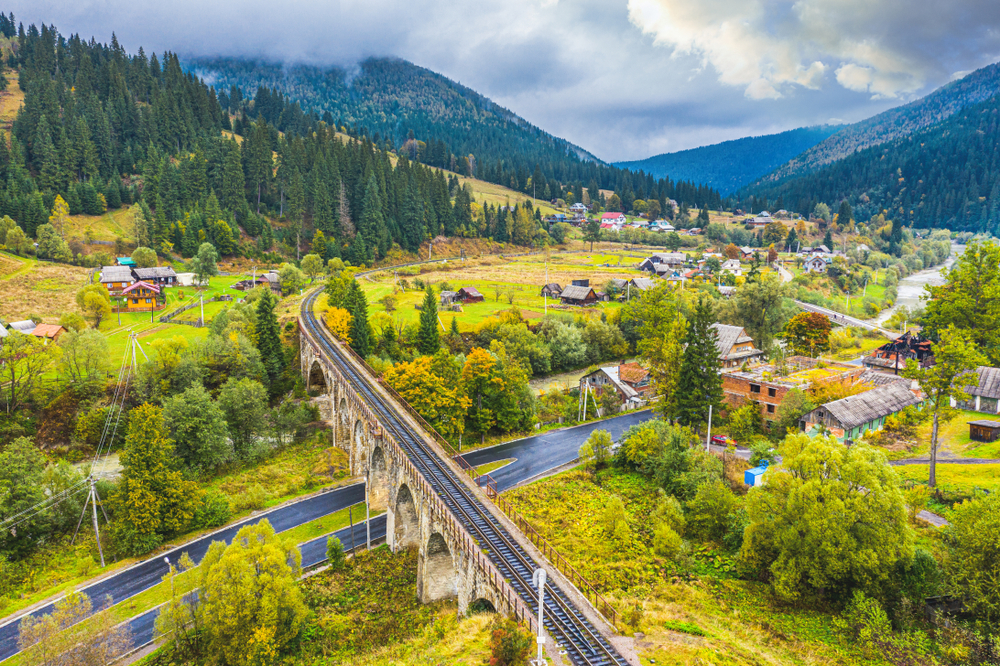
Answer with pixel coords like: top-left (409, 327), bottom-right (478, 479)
top-left (311, 313), bottom-right (620, 629)
top-left (485, 480), bottom-right (621, 628)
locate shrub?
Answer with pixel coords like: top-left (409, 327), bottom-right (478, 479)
top-left (650, 492), bottom-right (686, 535)
top-left (192, 490), bottom-right (231, 530)
top-left (326, 536), bottom-right (346, 571)
top-left (487, 616), bottom-right (532, 666)
top-left (833, 591), bottom-right (892, 659)
top-left (601, 496), bottom-right (630, 542)
top-left (652, 523), bottom-right (683, 561)
top-left (686, 480), bottom-right (739, 543)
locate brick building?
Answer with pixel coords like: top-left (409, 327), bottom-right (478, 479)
top-left (722, 357), bottom-right (864, 421)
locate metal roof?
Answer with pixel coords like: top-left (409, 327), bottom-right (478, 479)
top-left (100, 266), bottom-right (135, 283)
top-left (966, 366), bottom-right (1000, 400)
top-left (133, 266), bottom-right (177, 279)
top-left (8, 320), bottom-right (36, 333)
top-left (629, 278), bottom-right (657, 291)
top-left (819, 383), bottom-right (921, 430)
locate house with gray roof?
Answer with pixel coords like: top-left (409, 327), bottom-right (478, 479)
top-left (559, 285), bottom-right (598, 306)
top-left (133, 266), bottom-right (178, 287)
top-left (709, 323), bottom-right (765, 369)
top-left (956, 366), bottom-right (1000, 414)
top-left (99, 266), bottom-right (136, 293)
top-left (638, 252), bottom-right (686, 273)
top-left (799, 383), bottom-right (923, 443)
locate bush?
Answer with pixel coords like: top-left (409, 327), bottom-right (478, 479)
top-left (833, 591), bottom-right (893, 659)
top-left (652, 523), bottom-right (683, 561)
top-left (326, 536), bottom-right (346, 571)
top-left (232, 484), bottom-right (268, 512)
top-left (192, 490), bottom-right (231, 530)
top-left (112, 523), bottom-right (163, 558)
top-left (650, 491), bottom-right (686, 535)
top-left (686, 480), bottom-right (739, 542)
top-left (487, 616), bottom-right (533, 666)
top-left (601, 496), bottom-right (631, 542)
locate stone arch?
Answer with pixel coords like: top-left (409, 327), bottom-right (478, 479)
top-left (368, 446), bottom-right (389, 511)
top-left (393, 484), bottom-right (418, 549)
top-left (467, 598), bottom-right (496, 614)
top-left (353, 419), bottom-right (366, 474)
top-left (336, 397), bottom-right (349, 450)
top-left (419, 532), bottom-right (455, 603)
top-left (306, 359), bottom-right (327, 393)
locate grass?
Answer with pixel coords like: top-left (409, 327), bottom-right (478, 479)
top-left (0, 253), bottom-right (91, 323)
top-left (63, 208), bottom-right (135, 244)
top-left (907, 408), bottom-right (1000, 459)
top-left (893, 463), bottom-right (1000, 494)
top-left (473, 458), bottom-right (514, 476)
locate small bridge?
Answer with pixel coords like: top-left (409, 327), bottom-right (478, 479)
top-left (299, 291), bottom-right (630, 666)
top-left (793, 300), bottom-right (899, 340)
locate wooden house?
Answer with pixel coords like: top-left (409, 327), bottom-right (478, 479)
top-left (99, 266), bottom-right (136, 294)
top-left (969, 420), bottom-right (1000, 443)
top-left (540, 283), bottom-right (562, 298)
top-left (30, 324), bottom-right (66, 343)
top-left (803, 255), bottom-right (828, 273)
top-left (559, 285), bottom-right (598, 306)
top-left (864, 331), bottom-right (935, 375)
top-left (956, 366), bottom-right (1000, 414)
top-left (710, 323), bottom-right (765, 368)
top-left (639, 252), bottom-right (685, 272)
top-left (457, 287), bottom-right (484, 303)
top-left (122, 281), bottom-right (162, 310)
top-left (133, 266), bottom-right (178, 287)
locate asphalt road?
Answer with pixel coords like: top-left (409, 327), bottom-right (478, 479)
top-left (2, 410), bottom-right (650, 662)
top-left (458, 410), bottom-right (655, 491)
top-left (123, 515), bottom-right (389, 654)
top-left (0, 483), bottom-right (365, 662)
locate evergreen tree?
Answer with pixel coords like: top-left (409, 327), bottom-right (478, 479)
top-left (220, 141), bottom-right (245, 213)
top-left (675, 298), bottom-right (723, 429)
top-left (822, 228), bottom-right (833, 250)
top-left (357, 174), bottom-right (382, 262)
top-left (417, 284), bottom-right (440, 355)
top-left (255, 289), bottom-right (284, 386)
top-left (785, 227), bottom-right (798, 251)
top-left (837, 200), bottom-right (852, 226)
top-left (345, 279), bottom-right (372, 357)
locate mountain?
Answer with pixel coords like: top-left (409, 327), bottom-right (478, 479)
top-left (739, 92), bottom-right (1000, 232)
top-left (758, 61), bottom-right (1000, 185)
top-left (189, 57), bottom-right (601, 165)
top-left (613, 125), bottom-right (841, 195)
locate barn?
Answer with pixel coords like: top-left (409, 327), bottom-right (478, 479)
top-left (457, 287), bottom-right (484, 303)
top-left (559, 285), bottom-right (598, 306)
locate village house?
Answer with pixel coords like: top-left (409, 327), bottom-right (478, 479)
top-left (122, 281), bottom-right (162, 310)
top-left (132, 266), bottom-right (178, 288)
top-left (638, 252), bottom-right (686, 273)
top-left (605, 278), bottom-right (628, 299)
top-left (579, 362), bottom-right (652, 412)
top-left (30, 324), bottom-right (66, 343)
top-left (720, 259), bottom-right (742, 275)
top-left (803, 255), bottom-right (829, 273)
top-left (540, 283), bottom-right (562, 298)
top-left (628, 277), bottom-right (657, 293)
top-left (722, 357), bottom-right (863, 422)
top-left (600, 212), bottom-right (627, 228)
top-left (99, 266), bottom-right (136, 294)
top-left (864, 331), bottom-right (935, 374)
top-left (799, 382), bottom-right (923, 443)
top-left (956, 366), bottom-right (1000, 414)
top-left (570, 202), bottom-right (588, 213)
top-left (710, 323), bottom-right (765, 369)
top-left (7, 320), bottom-right (37, 335)
top-left (559, 283), bottom-right (598, 306)
top-left (739, 246), bottom-right (756, 260)
top-left (718, 286), bottom-right (736, 298)
top-left (457, 287), bottom-right (484, 303)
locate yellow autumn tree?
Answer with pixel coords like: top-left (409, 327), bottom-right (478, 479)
top-left (324, 306), bottom-right (353, 343)
top-left (385, 356), bottom-right (470, 439)
top-left (48, 194), bottom-right (69, 236)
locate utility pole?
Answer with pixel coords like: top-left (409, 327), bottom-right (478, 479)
top-left (72, 476), bottom-right (108, 567)
top-left (705, 404), bottom-right (713, 453)
top-left (365, 468), bottom-right (371, 550)
top-left (531, 569), bottom-right (547, 666)
top-left (199, 293), bottom-right (204, 327)
top-left (349, 504), bottom-right (356, 553)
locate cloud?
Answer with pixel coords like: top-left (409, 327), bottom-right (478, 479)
top-left (10, 0), bottom-right (1000, 162)
top-left (627, 0), bottom-right (1000, 100)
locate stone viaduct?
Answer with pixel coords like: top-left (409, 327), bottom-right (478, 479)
top-left (300, 325), bottom-right (532, 617)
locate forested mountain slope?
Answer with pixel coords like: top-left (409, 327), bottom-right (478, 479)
top-left (614, 125), bottom-right (840, 194)
top-left (740, 93), bottom-right (1000, 232)
top-left (758, 61), bottom-right (1000, 184)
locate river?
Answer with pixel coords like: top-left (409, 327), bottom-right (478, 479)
top-left (871, 243), bottom-right (962, 325)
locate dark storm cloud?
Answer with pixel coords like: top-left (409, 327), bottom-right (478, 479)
top-left (11, 0), bottom-right (1000, 161)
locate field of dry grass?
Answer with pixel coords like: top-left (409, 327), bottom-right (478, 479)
top-left (0, 72), bottom-right (24, 131)
top-left (63, 207), bottom-right (135, 244)
top-left (0, 254), bottom-right (91, 323)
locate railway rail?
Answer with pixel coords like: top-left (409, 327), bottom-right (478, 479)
top-left (301, 289), bottom-right (629, 666)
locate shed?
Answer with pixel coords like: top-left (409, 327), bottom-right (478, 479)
top-left (440, 290), bottom-right (459, 306)
top-left (8, 320), bottom-right (37, 334)
top-left (116, 257), bottom-right (136, 267)
top-left (968, 420), bottom-right (1000, 443)
top-left (744, 462), bottom-right (769, 487)
top-left (457, 287), bottom-right (484, 303)
top-left (540, 283), bottom-right (562, 298)
top-left (31, 324), bottom-right (66, 342)
top-left (559, 285), bottom-right (598, 306)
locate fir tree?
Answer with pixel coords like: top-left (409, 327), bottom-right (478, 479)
top-left (823, 228), bottom-right (833, 250)
top-left (255, 289), bottom-right (284, 387)
top-left (417, 284), bottom-right (440, 355)
top-left (675, 298), bottom-right (723, 429)
top-left (345, 279), bottom-right (372, 357)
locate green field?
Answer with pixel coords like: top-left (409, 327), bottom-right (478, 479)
top-left (894, 463), bottom-right (1000, 494)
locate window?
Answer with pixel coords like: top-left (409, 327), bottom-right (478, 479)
top-left (768, 387), bottom-right (776, 397)
top-left (766, 404), bottom-right (775, 414)
top-left (749, 384), bottom-right (760, 394)
top-left (131, 299), bottom-right (138, 305)
top-left (145, 298), bottom-right (151, 304)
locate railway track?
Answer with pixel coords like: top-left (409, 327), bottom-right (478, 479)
top-left (301, 290), bottom-right (629, 666)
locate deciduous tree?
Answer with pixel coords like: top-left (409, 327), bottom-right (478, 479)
top-left (945, 493), bottom-right (1000, 622)
top-left (218, 378), bottom-right (269, 459)
top-left (19, 590), bottom-right (133, 666)
top-left (58, 328), bottom-right (111, 386)
top-left (200, 519), bottom-right (307, 666)
top-left (902, 326), bottom-right (984, 486)
top-left (0, 332), bottom-right (60, 415)
top-left (324, 306), bottom-right (352, 343)
top-left (300, 253), bottom-right (323, 282)
top-left (783, 312), bottom-right (832, 357)
top-left (163, 384), bottom-right (232, 470)
top-left (76, 283), bottom-right (113, 328)
top-left (384, 356), bottom-right (470, 440)
top-left (0, 437), bottom-right (49, 557)
top-left (740, 433), bottom-right (912, 602)
top-left (191, 242), bottom-right (219, 287)
top-left (131, 246), bottom-right (157, 268)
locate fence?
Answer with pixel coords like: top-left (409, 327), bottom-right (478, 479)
top-left (159, 295), bottom-right (233, 326)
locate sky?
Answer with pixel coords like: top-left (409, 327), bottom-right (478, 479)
top-left (14, 0), bottom-right (1000, 162)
